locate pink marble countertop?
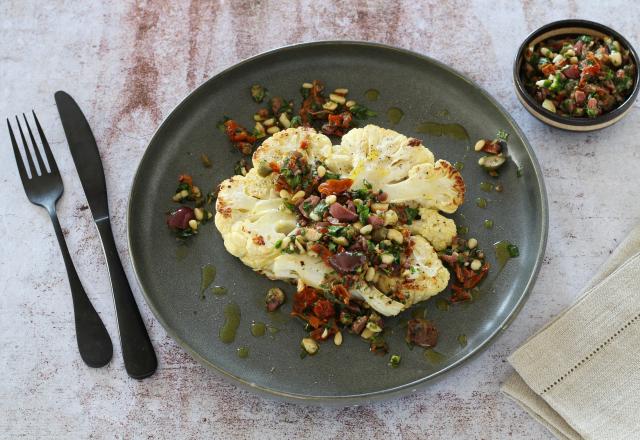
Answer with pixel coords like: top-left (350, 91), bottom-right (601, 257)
top-left (2, 1), bottom-right (639, 438)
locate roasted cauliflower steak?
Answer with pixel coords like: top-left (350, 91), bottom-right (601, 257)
top-left (215, 125), bottom-right (464, 316)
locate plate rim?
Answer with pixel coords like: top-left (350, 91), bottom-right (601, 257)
top-left (126, 40), bottom-right (549, 405)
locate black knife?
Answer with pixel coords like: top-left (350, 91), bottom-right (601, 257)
top-left (55, 91), bottom-right (157, 379)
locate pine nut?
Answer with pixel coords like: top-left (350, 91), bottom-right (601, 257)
top-left (279, 112), bottom-right (291, 128)
top-left (254, 122), bottom-right (265, 137)
top-left (331, 236), bottom-right (349, 246)
top-left (304, 228), bottom-right (322, 241)
top-left (467, 238), bottom-right (478, 249)
top-left (361, 328), bottom-right (374, 339)
top-left (194, 207), bottom-right (204, 221)
top-left (325, 194), bottom-right (337, 204)
top-left (334, 331), bottom-right (343, 346)
top-left (474, 140), bottom-right (486, 151)
top-left (263, 118), bottom-right (276, 127)
top-left (345, 100), bottom-right (356, 108)
top-left (301, 337), bottom-right (318, 354)
top-left (365, 267), bottom-right (375, 281)
top-left (381, 254), bottom-right (394, 264)
top-left (267, 126), bottom-right (280, 134)
top-left (334, 88), bottom-right (349, 95)
top-left (302, 82), bottom-right (313, 89)
top-left (317, 165), bottom-right (326, 177)
top-left (366, 321), bottom-right (382, 333)
top-left (329, 93), bottom-right (346, 104)
top-left (387, 228), bottom-right (403, 244)
top-left (610, 51), bottom-right (622, 66)
top-left (371, 203), bottom-right (389, 212)
top-left (279, 189), bottom-right (290, 199)
top-left (322, 101), bottom-right (338, 111)
top-left (384, 209), bottom-right (398, 226)
top-left (188, 219), bottom-right (198, 230)
top-left (291, 190), bottom-right (306, 202)
top-left (359, 224), bottom-right (373, 235)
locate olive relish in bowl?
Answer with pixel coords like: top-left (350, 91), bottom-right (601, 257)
top-left (514, 20), bottom-right (639, 131)
top-left (521, 34), bottom-right (635, 118)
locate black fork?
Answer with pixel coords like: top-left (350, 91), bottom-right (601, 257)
top-left (8, 112), bottom-right (112, 367)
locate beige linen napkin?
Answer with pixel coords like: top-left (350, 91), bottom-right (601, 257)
top-left (502, 225), bottom-right (640, 440)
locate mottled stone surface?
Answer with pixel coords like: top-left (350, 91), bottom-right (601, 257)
top-left (1, 1), bottom-right (638, 438)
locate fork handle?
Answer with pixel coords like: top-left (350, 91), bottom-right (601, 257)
top-left (95, 218), bottom-right (157, 379)
top-left (47, 208), bottom-right (113, 367)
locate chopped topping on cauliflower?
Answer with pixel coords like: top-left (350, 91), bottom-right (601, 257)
top-left (215, 125), bottom-right (467, 318)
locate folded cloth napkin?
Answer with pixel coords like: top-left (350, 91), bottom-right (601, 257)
top-left (502, 225), bottom-right (640, 440)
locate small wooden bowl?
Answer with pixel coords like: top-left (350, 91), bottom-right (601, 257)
top-left (514, 19), bottom-right (639, 131)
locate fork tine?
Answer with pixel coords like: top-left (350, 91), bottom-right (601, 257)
top-left (15, 115), bottom-right (39, 177)
top-left (32, 110), bottom-right (58, 175)
top-left (23, 113), bottom-right (48, 174)
top-left (7, 119), bottom-right (30, 184)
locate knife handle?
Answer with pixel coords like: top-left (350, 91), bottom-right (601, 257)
top-left (96, 219), bottom-right (157, 379)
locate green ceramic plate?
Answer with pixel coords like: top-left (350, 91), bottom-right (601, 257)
top-left (128, 41), bottom-right (547, 404)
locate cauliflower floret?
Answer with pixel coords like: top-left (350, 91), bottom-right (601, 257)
top-left (399, 236), bottom-right (450, 305)
top-left (324, 143), bottom-right (353, 175)
top-left (272, 253), bottom-right (331, 287)
top-left (350, 283), bottom-right (406, 316)
top-left (408, 208), bottom-right (457, 251)
top-left (215, 167), bottom-right (294, 275)
top-left (252, 127), bottom-right (332, 169)
top-left (223, 199), bottom-right (296, 274)
top-left (382, 160), bottom-right (464, 213)
top-left (215, 170), bottom-right (265, 236)
top-left (341, 125), bottom-right (435, 189)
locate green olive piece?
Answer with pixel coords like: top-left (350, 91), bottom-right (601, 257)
top-left (478, 154), bottom-right (506, 171)
top-left (257, 162), bottom-right (273, 177)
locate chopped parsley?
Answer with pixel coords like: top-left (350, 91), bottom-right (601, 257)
top-left (349, 104), bottom-right (377, 120)
top-left (283, 200), bottom-right (297, 212)
top-left (404, 207), bottom-right (420, 225)
top-left (496, 129), bottom-right (509, 141)
top-left (310, 200), bottom-right (328, 219)
top-left (356, 203), bottom-right (370, 224)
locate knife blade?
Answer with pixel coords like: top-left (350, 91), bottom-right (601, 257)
top-left (54, 92), bottom-right (109, 222)
top-left (55, 91), bottom-right (157, 379)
